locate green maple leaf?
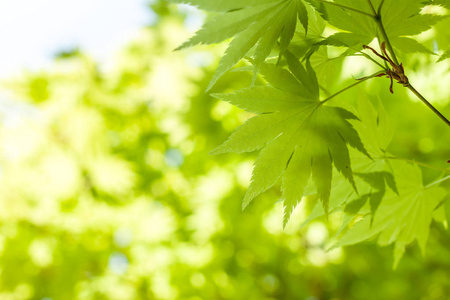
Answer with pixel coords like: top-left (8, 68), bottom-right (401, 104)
top-left (211, 55), bottom-right (368, 226)
top-left (333, 161), bottom-right (447, 268)
top-left (298, 96), bottom-right (398, 230)
top-left (175, 0), bottom-right (310, 90)
top-left (342, 97), bottom-right (397, 219)
top-left (315, 0), bottom-right (444, 54)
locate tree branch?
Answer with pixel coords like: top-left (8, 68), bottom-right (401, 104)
top-left (368, 1), bottom-right (450, 127)
top-left (406, 84), bottom-right (450, 127)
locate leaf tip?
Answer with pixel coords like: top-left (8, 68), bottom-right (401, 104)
top-left (174, 40), bottom-right (191, 52)
top-left (393, 243), bottom-right (406, 270)
top-left (209, 145), bottom-right (225, 155)
top-left (206, 71), bottom-right (222, 92)
top-left (241, 195), bottom-right (253, 211)
top-left (282, 204), bottom-right (292, 229)
top-left (325, 243), bottom-right (338, 253)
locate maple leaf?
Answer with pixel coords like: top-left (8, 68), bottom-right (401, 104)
top-left (174, 0), bottom-right (310, 90)
top-left (211, 55), bottom-right (369, 226)
top-left (332, 161), bottom-right (447, 268)
top-left (302, 97), bottom-right (398, 232)
top-left (314, 0), bottom-right (444, 54)
top-left (340, 97), bottom-right (398, 219)
top-left (298, 97), bottom-right (399, 228)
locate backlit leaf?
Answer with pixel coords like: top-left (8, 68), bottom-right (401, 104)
top-left (334, 161), bottom-right (446, 268)
top-left (212, 60), bottom-right (368, 225)
top-left (175, 0), bottom-right (311, 89)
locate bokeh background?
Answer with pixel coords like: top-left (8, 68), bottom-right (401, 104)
top-left (0, 1), bottom-right (449, 300)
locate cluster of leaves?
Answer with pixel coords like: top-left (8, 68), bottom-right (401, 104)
top-left (171, 0), bottom-right (450, 265)
top-left (3, 2), bottom-right (450, 298)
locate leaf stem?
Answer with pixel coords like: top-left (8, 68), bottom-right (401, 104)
top-left (382, 156), bottom-right (450, 173)
top-left (354, 52), bottom-right (386, 70)
top-left (374, 18), bottom-right (400, 66)
top-left (406, 84), bottom-right (450, 127)
top-left (377, 0), bottom-right (386, 15)
top-left (366, 0), bottom-right (377, 16)
top-left (321, 71), bottom-right (384, 104)
top-left (365, 0), bottom-right (399, 65)
top-left (314, 0), bottom-right (375, 18)
top-left (426, 175), bottom-right (450, 188)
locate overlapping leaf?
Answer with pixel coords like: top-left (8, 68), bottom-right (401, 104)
top-left (333, 161), bottom-right (446, 268)
top-left (172, 0), bottom-right (450, 266)
top-left (325, 95), bottom-right (447, 267)
top-left (175, 0), bottom-right (310, 89)
top-left (314, 0), bottom-right (444, 53)
top-left (301, 97), bottom-right (397, 226)
top-left (211, 56), bottom-right (369, 226)
top-left (341, 97), bottom-right (398, 219)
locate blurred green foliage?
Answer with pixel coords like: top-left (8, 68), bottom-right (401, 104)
top-left (0, 2), bottom-right (449, 300)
